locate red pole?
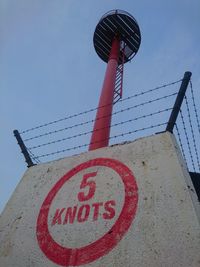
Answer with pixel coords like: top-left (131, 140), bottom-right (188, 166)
top-left (89, 37), bottom-right (120, 150)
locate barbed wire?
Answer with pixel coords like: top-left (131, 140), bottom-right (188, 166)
top-left (20, 79), bottom-right (182, 135)
top-left (179, 109), bottom-right (196, 171)
top-left (184, 95), bottom-right (200, 171)
top-left (174, 124), bottom-right (187, 166)
top-left (14, 74), bottom-right (200, 175)
top-left (34, 122), bottom-right (167, 158)
top-left (27, 148), bottom-right (41, 164)
top-left (190, 81), bottom-right (200, 135)
top-left (28, 108), bottom-right (171, 149)
top-left (24, 93), bottom-right (177, 142)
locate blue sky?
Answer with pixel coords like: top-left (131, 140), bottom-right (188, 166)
top-left (1, 0), bottom-right (200, 213)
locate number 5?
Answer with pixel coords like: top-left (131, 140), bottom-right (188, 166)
top-left (78, 172), bottom-right (97, 202)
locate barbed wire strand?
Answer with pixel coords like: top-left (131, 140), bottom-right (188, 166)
top-left (36, 122), bottom-right (167, 158)
top-left (174, 124), bottom-right (188, 168)
top-left (189, 81), bottom-right (200, 135)
top-left (27, 148), bottom-right (41, 164)
top-left (24, 93), bottom-right (177, 142)
top-left (179, 109), bottom-right (196, 172)
top-left (184, 95), bottom-right (200, 171)
top-left (20, 79), bottom-right (182, 135)
top-left (28, 108), bottom-right (171, 149)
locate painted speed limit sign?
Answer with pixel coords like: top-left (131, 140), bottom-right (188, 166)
top-left (36, 158), bottom-right (138, 266)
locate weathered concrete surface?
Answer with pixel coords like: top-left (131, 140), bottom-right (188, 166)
top-left (0, 132), bottom-right (199, 267)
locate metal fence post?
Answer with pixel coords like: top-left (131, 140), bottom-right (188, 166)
top-left (13, 129), bottom-right (34, 168)
top-left (166, 71), bottom-right (192, 133)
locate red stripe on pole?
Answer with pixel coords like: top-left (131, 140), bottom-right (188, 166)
top-left (89, 37), bottom-right (120, 150)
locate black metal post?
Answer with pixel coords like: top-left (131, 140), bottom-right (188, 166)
top-left (166, 71), bottom-right (192, 133)
top-left (13, 129), bottom-right (34, 168)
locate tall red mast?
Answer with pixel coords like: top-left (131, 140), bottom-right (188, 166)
top-left (89, 10), bottom-right (141, 151)
top-left (89, 37), bottom-right (120, 150)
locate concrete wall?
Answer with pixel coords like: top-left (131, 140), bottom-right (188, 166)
top-left (0, 132), bottom-right (199, 267)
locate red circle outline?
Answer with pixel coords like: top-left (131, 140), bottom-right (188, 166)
top-left (36, 158), bottom-right (138, 266)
